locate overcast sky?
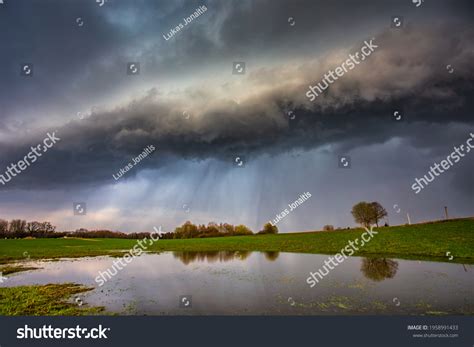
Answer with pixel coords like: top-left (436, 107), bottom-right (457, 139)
top-left (0, 0), bottom-right (473, 233)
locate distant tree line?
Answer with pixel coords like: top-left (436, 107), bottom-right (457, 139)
top-left (0, 219), bottom-right (59, 238)
top-left (159, 221), bottom-right (256, 239)
top-left (166, 221), bottom-right (279, 239)
top-left (0, 218), bottom-right (279, 239)
top-left (69, 229), bottom-right (157, 239)
top-left (257, 222), bottom-right (278, 235)
top-left (0, 219), bottom-right (159, 239)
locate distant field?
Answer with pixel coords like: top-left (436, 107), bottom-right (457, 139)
top-left (0, 218), bottom-right (473, 264)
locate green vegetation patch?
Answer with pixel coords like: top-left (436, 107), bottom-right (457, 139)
top-left (0, 283), bottom-right (104, 316)
top-left (0, 265), bottom-right (39, 275)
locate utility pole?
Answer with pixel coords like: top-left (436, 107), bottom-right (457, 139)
top-left (406, 213), bottom-right (411, 225)
top-left (444, 206), bottom-right (449, 220)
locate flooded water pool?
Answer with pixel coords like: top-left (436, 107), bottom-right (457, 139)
top-left (2, 251), bottom-right (473, 315)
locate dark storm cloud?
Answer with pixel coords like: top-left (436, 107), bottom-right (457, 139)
top-left (0, 1), bottom-right (121, 114)
top-left (1, 0), bottom-right (471, 125)
top-left (0, 0), bottom-right (209, 123)
top-left (1, 21), bottom-right (473, 190)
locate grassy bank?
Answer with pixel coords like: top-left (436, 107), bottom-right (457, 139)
top-left (0, 283), bottom-right (104, 315)
top-left (0, 218), bottom-right (473, 264)
top-left (0, 265), bottom-right (39, 275)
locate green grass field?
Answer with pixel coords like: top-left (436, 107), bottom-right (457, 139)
top-left (0, 218), bottom-right (473, 264)
top-left (0, 284), bottom-right (104, 316)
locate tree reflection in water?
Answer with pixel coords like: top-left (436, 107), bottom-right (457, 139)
top-left (360, 257), bottom-right (399, 281)
top-left (173, 251), bottom-right (251, 265)
top-left (172, 251), bottom-right (280, 265)
top-left (263, 251), bottom-right (280, 261)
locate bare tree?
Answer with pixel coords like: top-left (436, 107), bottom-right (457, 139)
top-left (370, 202), bottom-right (388, 227)
top-left (0, 219), bottom-right (8, 233)
top-left (9, 219), bottom-right (26, 233)
top-left (40, 222), bottom-right (56, 233)
top-left (27, 221), bottom-right (42, 234)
